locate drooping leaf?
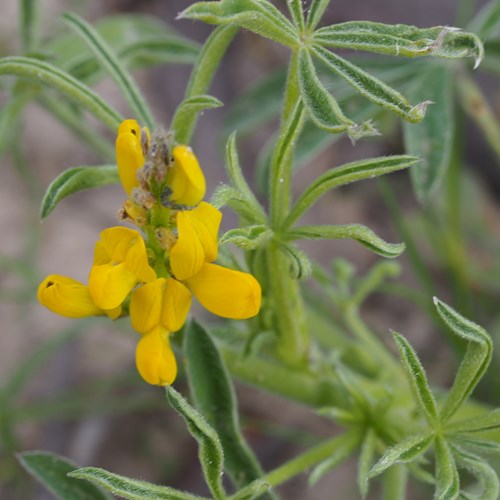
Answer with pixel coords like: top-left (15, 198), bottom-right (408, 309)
top-left (179, 0), bottom-right (298, 47)
top-left (68, 466), bottom-right (206, 500)
top-left (434, 436), bottom-right (460, 500)
top-left (392, 332), bottom-right (438, 425)
top-left (63, 13), bottom-right (154, 129)
top-left (312, 45), bottom-right (425, 123)
top-left (434, 298), bottom-right (493, 423)
top-left (18, 451), bottom-right (111, 500)
top-left (453, 446), bottom-right (500, 500)
top-left (184, 321), bottom-right (273, 495)
top-left (287, 224), bottom-right (405, 259)
top-left (369, 433), bottom-right (434, 478)
top-left (279, 242), bottom-right (312, 279)
top-left (0, 57), bottom-right (123, 130)
top-left (283, 155), bottom-right (419, 228)
top-left (313, 22), bottom-right (483, 68)
top-left (403, 64), bottom-right (454, 203)
top-left (40, 165), bottom-right (118, 219)
top-left (166, 386), bottom-right (226, 499)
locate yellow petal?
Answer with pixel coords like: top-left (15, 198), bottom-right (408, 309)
top-left (186, 263), bottom-right (261, 319)
top-left (116, 119), bottom-right (144, 195)
top-left (170, 211), bottom-right (205, 280)
top-left (135, 327), bottom-right (177, 386)
top-left (37, 275), bottom-right (103, 318)
top-left (160, 278), bottom-right (192, 332)
top-left (124, 236), bottom-right (157, 283)
top-left (130, 278), bottom-right (165, 334)
top-left (88, 263), bottom-right (137, 310)
top-left (168, 145), bottom-right (206, 206)
top-left (181, 202), bottom-right (221, 263)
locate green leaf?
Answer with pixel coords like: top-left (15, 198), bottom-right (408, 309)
top-left (229, 481), bottom-right (271, 500)
top-left (174, 25), bottom-right (238, 144)
top-left (20, 0), bottom-right (40, 52)
top-left (0, 57), bottom-right (123, 130)
top-left (392, 332), bottom-right (438, 425)
top-left (434, 436), bottom-right (460, 500)
top-left (313, 22), bottom-right (484, 68)
top-left (403, 65), bottom-right (454, 203)
top-left (63, 13), bottom-right (154, 129)
top-left (453, 446), bottom-right (500, 500)
top-left (306, 0), bottom-right (331, 31)
top-left (358, 428), bottom-right (377, 498)
top-left (434, 298), bottom-right (493, 423)
top-left (286, 0), bottom-right (305, 31)
top-left (287, 224), bottom-right (405, 259)
top-left (172, 94), bottom-right (223, 141)
top-left (283, 155), bottom-right (419, 228)
top-left (449, 435), bottom-right (500, 454)
top-left (225, 133), bottom-right (267, 224)
top-left (308, 431), bottom-right (363, 485)
top-left (369, 433), bottom-right (434, 478)
top-left (211, 185), bottom-right (265, 224)
top-left (40, 165), bottom-right (119, 219)
top-left (297, 47), bottom-right (354, 135)
top-left (312, 45), bottom-right (426, 123)
top-left (184, 321), bottom-right (273, 495)
top-left (269, 100), bottom-right (306, 226)
top-left (279, 242), bottom-right (312, 279)
top-left (467, 0), bottom-right (500, 41)
top-left (220, 225), bottom-right (273, 250)
top-left (166, 386), bottom-right (226, 499)
top-left (17, 451), bottom-right (111, 500)
top-left (68, 466), bottom-right (206, 500)
top-left (179, 0), bottom-right (297, 47)
top-left (446, 408), bottom-right (500, 434)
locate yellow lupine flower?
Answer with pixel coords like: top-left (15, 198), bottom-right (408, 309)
top-left (130, 277), bottom-right (192, 333)
top-left (170, 201), bottom-right (262, 320)
top-left (89, 226), bottom-right (156, 310)
top-left (37, 275), bottom-right (121, 319)
top-left (167, 145), bottom-right (206, 206)
top-left (116, 119), bottom-right (144, 195)
top-left (135, 326), bottom-right (177, 386)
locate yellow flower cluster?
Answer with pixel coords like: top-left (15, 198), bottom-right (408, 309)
top-left (38, 120), bottom-right (261, 386)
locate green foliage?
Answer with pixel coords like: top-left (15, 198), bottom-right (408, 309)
top-left (166, 386), bottom-right (226, 499)
top-left (17, 451), bottom-right (111, 500)
top-left (40, 165), bottom-right (118, 218)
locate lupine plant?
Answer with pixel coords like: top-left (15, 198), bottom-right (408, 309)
top-left (3, 0), bottom-right (500, 498)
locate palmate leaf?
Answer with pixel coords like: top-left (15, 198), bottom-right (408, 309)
top-left (313, 22), bottom-right (484, 68)
top-left (184, 321), bottom-right (273, 496)
top-left (312, 44), bottom-right (426, 123)
top-left (179, 0), bottom-right (297, 47)
top-left (18, 451), bottom-right (111, 500)
top-left (40, 165), bottom-right (119, 218)
top-left (403, 64), bottom-right (454, 204)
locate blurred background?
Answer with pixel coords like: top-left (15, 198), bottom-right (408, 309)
top-left (1, 0), bottom-right (498, 498)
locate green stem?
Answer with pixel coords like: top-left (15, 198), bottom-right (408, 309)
top-left (266, 242), bottom-right (309, 366)
top-left (20, 0), bottom-right (40, 53)
top-left (231, 431), bottom-right (361, 498)
top-left (382, 464), bottom-right (408, 500)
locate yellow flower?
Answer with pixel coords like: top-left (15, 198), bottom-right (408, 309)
top-left (116, 119), bottom-right (144, 195)
top-left (135, 326), bottom-right (177, 386)
top-left (167, 145), bottom-right (206, 206)
top-left (89, 226), bottom-right (156, 310)
top-left (171, 201), bottom-right (261, 320)
top-left (37, 275), bottom-right (121, 319)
